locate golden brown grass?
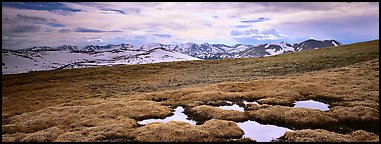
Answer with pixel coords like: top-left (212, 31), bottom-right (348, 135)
top-left (2, 100), bottom-right (173, 142)
top-left (185, 105), bottom-right (248, 124)
top-left (132, 119), bottom-right (243, 142)
top-left (2, 40), bottom-right (379, 142)
top-left (280, 129), bottom-right (379, 142)
top-left (246, 105), bottom-right (338, 130)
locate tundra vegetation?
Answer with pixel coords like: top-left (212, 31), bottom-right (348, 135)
top-left (2, 40), bottom-right (379, 142)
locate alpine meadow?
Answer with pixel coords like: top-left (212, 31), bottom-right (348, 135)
top-left (2, 2), bottom-right (379, 142)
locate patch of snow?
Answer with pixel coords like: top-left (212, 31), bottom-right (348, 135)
top-left (332, 41), bottom-right (339, 46)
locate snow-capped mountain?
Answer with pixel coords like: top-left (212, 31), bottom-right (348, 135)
top-left (163, 42), bottom-right (252, 59)
top-left (237, 41), bottom-right (295, 58)
top-left (293, 39), bottom-right (342, 52)
top-left (2, 39), bottom-right (342, 74)
top-left (161, 39), bottom-right (342, 59)
top-left (2, 45), bottom-right (200, 74)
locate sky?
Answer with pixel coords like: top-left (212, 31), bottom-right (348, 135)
top-left (2, 2), bottom-right (379, 50)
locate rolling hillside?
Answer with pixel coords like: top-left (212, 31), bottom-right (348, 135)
top-left (2, 40), bottom-right (379, 142)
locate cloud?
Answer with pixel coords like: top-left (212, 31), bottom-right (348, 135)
top-left (73, 27), bottom-right (122, 33)
top-left (231, 28), bottom-right (287, 44)
top-left (153, 34), bottom-right (172, 38)
top-left (2, 36), bottom-right (10, 41)
top-left (2, 2), bottom-right (81, 12)
top-left (59, 29), bottom-right (71, 33)
top-left (235, 25), bottom-right (252, 28)
top-left (87, 38), bottom-right (104, 42)
top-left (9, 25), bottom-right (42, 33)
top-left (240, 17), bottom-right (270, 23)
top-left (100, 8), bottom-right (125, 14)
top-left (1, 2), bottom-right (379, 49)
top-left (47, 22), bottom-right (65, 27)
top-left (16, 14), bottom-right (47, 21)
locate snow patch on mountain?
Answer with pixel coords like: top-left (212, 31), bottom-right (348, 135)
top-left (2, 47), bottom-right (200, 75)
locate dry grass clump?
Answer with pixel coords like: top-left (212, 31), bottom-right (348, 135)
top-left (216, 82), bottom-right (256, 92)
top-left (245, 103), bottom-right (271, 111)
top-left (205, 100), bottom-right (233, 106)
top-left (290, 82), bottom-right (326, 97)
top-left (280, 129), bottom-right (379, 142)
top-left (330, 100), bottom-right (379, 110)
top-left (256, 97), bottom-right (295, 106)
top-left (152, 89), bottom-right (246, 108)
top-left (21, 127), bottom-right (63, 142)
top-left (327, 106), bottom-right (379, 133)
top-left (328, 106), bottom-right (379, 122)
top-left (54, 131), bottom-right (88, 142)
top-left (246, 106), bottom-right (337, 130)
top-left (2, 133), bottom-right (28, 142)
top-left (132, 121), bottom-right (213, 142)
top-left (75, 117), bottom-right (137, 142)
top-left (179, 90), bottom-right (243, 104)
top-left (185, 105), bottom-right (248, 124)
top-left (132, 119), bottom-right (243, 142)
top-left (144, 89), bottom-right (202, 102)
top-left (53, 117), bottom-right (137, 142)
top-left (1, 100), bottom-right (174, 142)
top-left (3, 100), bottom-right (169, 134)
top-left (198, 119), bottom-right (244, 139)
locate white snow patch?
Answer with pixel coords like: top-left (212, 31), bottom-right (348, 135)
top-left (332, 41), bottom-right (339, 46)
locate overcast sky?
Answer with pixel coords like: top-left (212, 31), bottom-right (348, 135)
top-left (2, 2), bottom-right (379, 50)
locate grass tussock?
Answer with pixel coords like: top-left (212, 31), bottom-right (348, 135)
top-left (185, 105), bottom-right (248, 124)
top-left (132, 119), bottom-right (243, 142)
top-left (1, 99), bottom-right (174, 142)
top-left (246, 106), bottom-right (337, 130)
top-left (21, 127), bottom-right (63, 142)
top-left (279, 129), bottom-right (379, 142)
top-left (327, 106), bottom-right (379, 133)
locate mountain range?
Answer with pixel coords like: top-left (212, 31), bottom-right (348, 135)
top-left (2, 39), bottom-right (342, 74)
